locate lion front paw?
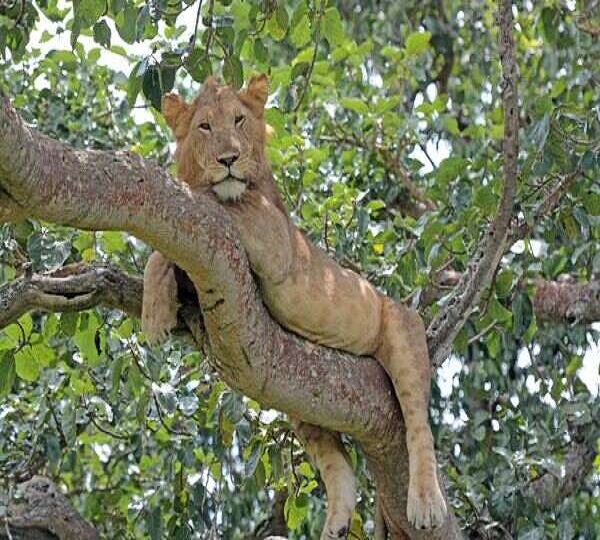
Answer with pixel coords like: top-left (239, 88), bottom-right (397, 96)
top-left (142, 301), bottom-right (178, 345)
top-left (142, 252), bottom-right (179, 345)
top-left (406, 478), bottom-right (447, 530)
top-left (320, 521), bottom-right (349, 540)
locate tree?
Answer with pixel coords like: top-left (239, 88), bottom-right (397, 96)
top-left (0, 0), bottom-right (598, 539)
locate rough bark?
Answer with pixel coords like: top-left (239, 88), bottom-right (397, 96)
top-left (0, 90), bottom-right (460, 540)
top-left (533, 278), bottom-right (600, 325)
top-left (420, 272), bottom-right (600, 325)
top-left (0, 264), bottom-right (143, 327)
top-left (1, 476), bottom-right (98, 540)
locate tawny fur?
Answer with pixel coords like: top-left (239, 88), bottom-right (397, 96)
top-left (142, 251), bottom-right (179, 344)
top-left (142, 75), bottom-right (447, 533)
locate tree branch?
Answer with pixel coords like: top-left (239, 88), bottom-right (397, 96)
top-left (420, 272), bottom-right (600, 325)
top-left (0, 91), bottom-right (461, 538)
top-left (0, 264), bottom-right (143, 327)
top-left (533, 278), bottom-right (600, 325)
top-left (1, 476), bottom-right (98, 540)
top-left (426, 0), bottom-right (519, 367)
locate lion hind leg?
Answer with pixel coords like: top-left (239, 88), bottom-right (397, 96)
top-left (375, 299), bottom-right (447, 530)
top-left (142, 251), bottom-right (179, 345)
top-left (292, 419), bottom-right (356, 540)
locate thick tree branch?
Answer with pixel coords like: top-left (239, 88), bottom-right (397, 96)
top-left (1, 476), bottom-right (98, 540)
top-left (0, 264), bottom-right (143, 327)
top-left (533, 278), bottom-right (600, 325)
top-left (0, 187), bottom-right (25, 223)
top-left (0, 92), bottom-right (460, 538)
top-left (426, 0), bottom-right (519, 367)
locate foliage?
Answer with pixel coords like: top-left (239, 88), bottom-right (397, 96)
top-left (0, 0), bottom-right (599, 538)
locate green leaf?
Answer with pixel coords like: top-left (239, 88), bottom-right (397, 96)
top-left (253, 39), bottom-right (268, 63)
top-left (495, 269), bottom-right (513, 298)
top-left (14, 347), bottom-right (40, 382)
top-left (100, 231), bottom-right (126, 253)
top-left (322, 7), bottom-right (345, 47)
top-left (146, 506), bottom-right (163, 540)
top-left (76, 0), bottom-right (105, 27)
top-left (49, 50), bottom-right (79, 71)
top-left (244, 439), bottom-right (263, 477)
top-left (540, 7), bottom-right (559, 44)
top-left (268, 445), bottom-right (283, 482)
top-left (488, 298), bottom-right (512, 324)
top-left (266, 6), bottom-right (288, 41)
top-left (405, 31), bottom-right (431, 56)
top-left (275, 5), bottom-right (289, 35)
top-left (375, 95), bottom-right (400, 114)
top-left (142, 65), bottom-right (163, 110)
top-left (583, 192), bottom-right (600, 216)
top-left (93, 20), bottom-right (111, 47)
top-left (512, 292), bottom-right (533, 337)
top-left (0, 352), bottom-right (16, 396)
top-left (340, 97), bottom-right (369, 115)
top-left (435, 157), bottom-right (469, 183)
top-left (566, 356), bottom-right (583, 377)
top-left (187, 48), bottom-right (212, 83)
top-left (285, 493), bottom-right (309, 530)
top-left (127, 60), bottom-right (145, 107)
top-left (473, 185), bottom-right (498, 216)
top-left (60, 312), bottom-right (79, 337)
top-left (116, 4), bottom-right (138, 44)
top-left (290, 16), bottom-right (311, 48)
top-left (223, 55), bottom-right (243, 89)
top-left (27, 229), bottom-right (71, 272)
top-left (73, 313), bottom-right (103, 366)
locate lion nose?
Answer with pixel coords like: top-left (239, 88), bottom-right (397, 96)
top-left (217, 153), bottom-right (239, 167)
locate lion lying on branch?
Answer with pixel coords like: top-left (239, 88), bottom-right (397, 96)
top-left (142, 75), bottom-right (447, 537)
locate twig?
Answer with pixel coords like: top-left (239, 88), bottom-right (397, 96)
top-left (3, 482), bottom-right (13, 540)
top-left (12, 0), bottom-right (25, 28)
top-left (188, 0), bottom-right (204, 52)
top-left (293, 0), bottom-right (326, 112)
top-left (89, 414), bottom-right (131, 441)
top-left (467, 319), bottom-right (498, 345)
top-left (204, 0), bottom-right (215, 57)
top-left (510, 169), bottom-right (581, 241)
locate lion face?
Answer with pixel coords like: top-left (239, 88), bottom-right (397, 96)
top-left (162, 75), bottom-right (270, 202)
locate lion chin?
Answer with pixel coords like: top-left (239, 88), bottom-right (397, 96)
top-left (212, 177), bottom-right (247, 202)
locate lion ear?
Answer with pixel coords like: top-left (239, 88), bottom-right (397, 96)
top-left (240, 74), bottom-right (268, 117)
top-left (162, 93), bottom-right (189, 133)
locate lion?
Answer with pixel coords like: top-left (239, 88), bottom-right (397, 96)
top-left (141, 75), bottom-right (447, 536)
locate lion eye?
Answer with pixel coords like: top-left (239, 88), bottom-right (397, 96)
top-left (199, 122), bottom-right (211, 131)
top-left (235, 115), bottom-right (245, 126)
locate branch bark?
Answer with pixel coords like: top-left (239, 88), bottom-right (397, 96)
top-left (533, 278), bottom-right (600, 325)
top-left (420, 272), bottom-right (600, 325)
top-left (0, 264), bottom-right (143, 328)
top-left (0, 92), bottom-right (460, 538)
top-left (1, 476), bottom-right (98, 540)
top-left (426, 0), bottom-right (519, 367)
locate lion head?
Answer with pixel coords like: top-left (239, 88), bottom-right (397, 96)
top-left (161, 75), bottom-right (270, 202)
